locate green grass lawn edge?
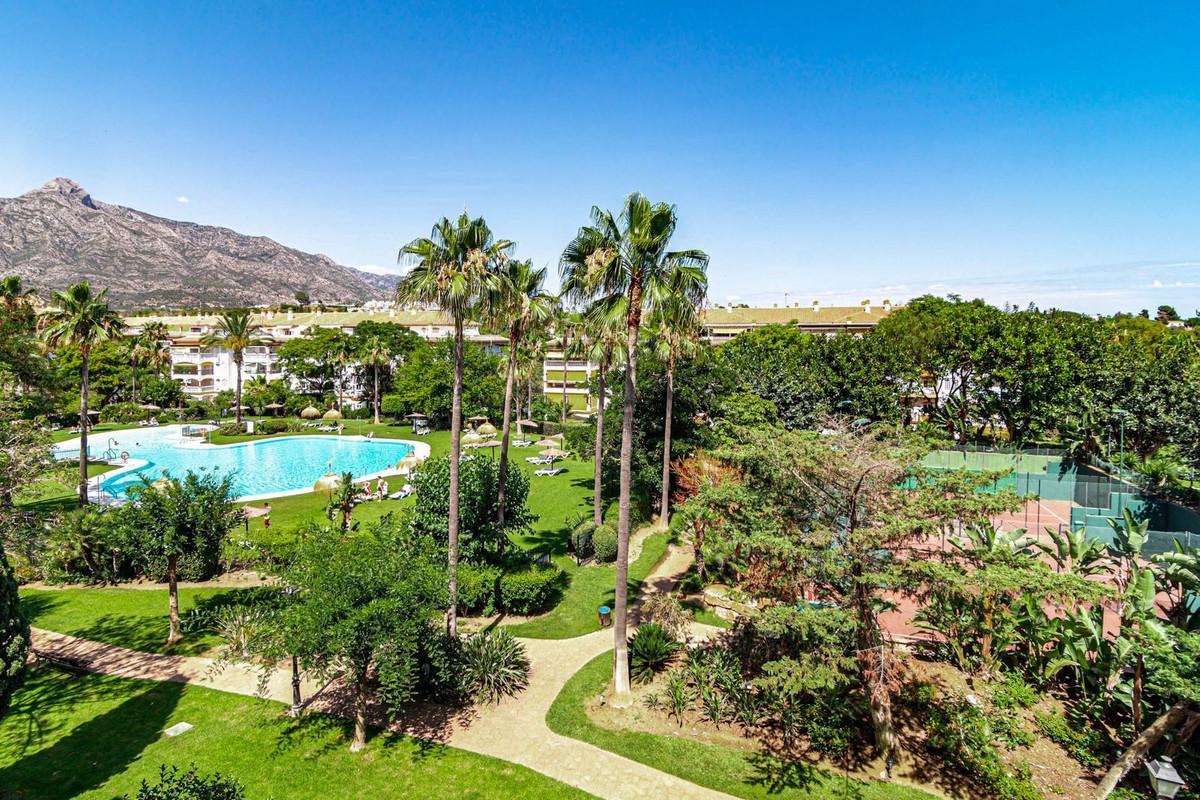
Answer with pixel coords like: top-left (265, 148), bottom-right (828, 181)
top-left (545, 650), bottom-right (938, 800)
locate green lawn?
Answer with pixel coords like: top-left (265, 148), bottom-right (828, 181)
top-left (507, 532), bottom-right (668, 639)
top-left (0, 665), bottom-right (592, 799)
top-left (546, 651), bottom-right (936, 800)
top-left (15, 462), bottom-right (118, 514)
top-left (20, 587), bottom-right (245, 656)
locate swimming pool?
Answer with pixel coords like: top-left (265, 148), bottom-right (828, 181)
top-left (54, 425), bottom-right (424, 501)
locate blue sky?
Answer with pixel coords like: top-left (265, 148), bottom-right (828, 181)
top-left (2, 1), bottom-right (1199, 314)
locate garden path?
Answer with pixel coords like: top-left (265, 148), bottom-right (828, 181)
top-left (30, 539), bottom-right (731, 800)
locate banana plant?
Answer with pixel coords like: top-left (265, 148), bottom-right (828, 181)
top-left (1038, 525), bottom-right (1109, 581)
top-left (1151, 542), bottom-right (1200, 630)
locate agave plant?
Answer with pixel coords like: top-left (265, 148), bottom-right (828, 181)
top-left (628, 622), bottom-right (680, 683)
top-left (460, 629), bottom-right (530, 704)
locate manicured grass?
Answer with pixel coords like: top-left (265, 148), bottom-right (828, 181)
top-left (507, 532), bottom-right (669, 639)
top-left (546, 651), bottom-right (936, 800)
top-left (15, 462), bottom-right (118, 514)
top-left (19, 587), bottom-right (245, 656)
top-left (0, 666), bottom-right (593, 799)
top-left (48, 422), bottom-right (141, 444)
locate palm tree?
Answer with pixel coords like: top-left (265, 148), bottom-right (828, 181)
top-left (646, 298), bottom-right (704, 527)
top-left (486, 260), bottom-right (555, 525)
top-left (396, 213), bottom-right (512, 638)
top-left (202, 310), bottom-right (261, 425)
top-left (554, 310), bottom-right (579, 425)
top-left (358, 336), bottom-right (392, 425)
top-left (331, 334), bottom-right (355, 413)
top-left (124, 337), bottom-right (151, 404)
top-left (560, 193), bottom-right (707, 700)
top-left (139, 321), bottom-right (173, 377)
top-left (40, 282), bottom-right (125, 506)
top-left (579, 301), bottom-right (626, 525)
top-left (0, 275), bottom-right (35, 312)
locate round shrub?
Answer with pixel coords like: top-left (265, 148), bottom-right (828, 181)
top-left (628, 622), bottom-right (680, 683)
top-left (571, 521), bottom-right (597, 559)
top-left (101, 402), bottom-right (149, 424)
top-left (498, 566), bottom-right (562, 614)
top-left (592, 525), bottom-right (618, 563)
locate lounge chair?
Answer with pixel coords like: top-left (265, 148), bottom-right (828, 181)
top-left (534, 467), bottom-right (565, 477)
top-left (387, 488), bottom-right (413, 500)
top-left (512, 439), bottom-right (532, 447)
top-left (460, 454), bottom-right (476, 462)
top-left (525, 456), bottom-right (552, 464)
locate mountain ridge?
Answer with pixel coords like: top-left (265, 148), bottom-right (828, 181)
top-left (0, 178), bottom-right (394, 309)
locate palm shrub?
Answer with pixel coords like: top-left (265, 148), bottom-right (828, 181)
top-left (460, 628), bottom-right (531, 704)
top-left (628, 622), bottom-right (680, 683)
top-left (570, 520), bottom-right (597, 559)
top-left (591, 524), bottom-right (618, 562)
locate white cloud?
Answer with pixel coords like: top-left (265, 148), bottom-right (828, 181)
top-left (175, 195), bottom-right (190, 204)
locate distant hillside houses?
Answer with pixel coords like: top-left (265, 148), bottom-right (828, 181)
top-left (123, 302), bottom-right (897, 409)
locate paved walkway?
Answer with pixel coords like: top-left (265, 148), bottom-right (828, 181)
top-left (31, 538), bottom-right (732, 800)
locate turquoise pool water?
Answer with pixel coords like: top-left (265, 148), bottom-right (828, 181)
top-left (56, 426), bottom-right (415, 500)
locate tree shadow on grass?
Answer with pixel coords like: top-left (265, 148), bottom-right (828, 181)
top-left (745, 751), bottom-right (868, 799)
top-left (0, 667), bottom-right (184, 800)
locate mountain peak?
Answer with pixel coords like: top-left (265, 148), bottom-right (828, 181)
top-left (37, 177), bottom-right (96, 209)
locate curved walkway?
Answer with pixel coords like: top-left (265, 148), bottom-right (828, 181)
top-left (31, 540), bottom-right (731, 800)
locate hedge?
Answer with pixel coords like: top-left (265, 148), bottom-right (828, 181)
top-left (571, 521), bottom-right (597, 559)
top-left (592, 525), bottom-right (618, 563)
top-left (499, 566), bottom-right (563, 614)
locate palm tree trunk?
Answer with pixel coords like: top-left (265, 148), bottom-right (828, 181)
top-left (560, 332), bottom-right (569, 425)
top-left (592, 361), bottom-right (607, 526)
top-left (350, 674), bottom-right (369, 752)
top-left (79, 348), bottom-right (90, 507)
top-left (497, 337), bottom-right (519, 526)
top-left (613, 287), bottom-right (643, 703)
top-left (234, 355), bottom-right (244, 425)
top-left (658, 357), bottom-right (674, 527)
top-left (167, 554), bottom-right (181, 645)
top-left (1094, 700), bottom-right (1192, 799)
top-left (131, 362), bottom-right (138, 405)
top-left (447, 318), bottom-right (464, 638)
top-left (373, 365), bottom-right (381, 425)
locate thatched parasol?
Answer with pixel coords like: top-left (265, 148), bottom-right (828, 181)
top-left (301, 406), bottom-right (322, 420)
top-left (539, 447), bottom-right (569, 459)
top-left (322, 409), bottom-right (343, 420)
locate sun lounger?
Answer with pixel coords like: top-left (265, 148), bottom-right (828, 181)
top-left (534, 467), bottom-right (565, 477)
top-left (512, 439), bottom-right (532, 447)
top-left (387, 489), bottom-right (413, 500)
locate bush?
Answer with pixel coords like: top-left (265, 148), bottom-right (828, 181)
top-left (990, 672), bottom-right (1039, 710)
top-left (641, 593), bottom-right (692, 640)
top-left (457, 563), bottom-right (502, 615)
top-left (460, 629), bottom-right (530, 704)
top-left (591, 525), bottom-right (618, 562)
top-left (256, 418), bottom-right (302, 435)
top-left (628, 622), bottom-right (680, 683)
top-left (126, 763), bottom-right (244, 800)
top-left (570, 521), bottom-right (597, 559)
top-left (498, 566), bottom-right (562, 614)
top-left (1034, 710), bottom-right (1107, 767)
top-left (561, 420), bottom-right (593, 455)
top-left (102, 402), bottom-right (149, 424)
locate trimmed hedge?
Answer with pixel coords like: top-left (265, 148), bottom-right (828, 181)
top-left (458, 563), bottom-right (562, 616)
top-left (592, 525), bottom-right (618, 563)
top-left (499, 566), bottom-right (563, 615)
top-left (571, 521), bottom-right (597, 559)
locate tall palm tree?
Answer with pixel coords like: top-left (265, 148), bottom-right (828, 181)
top-left (139, 321), bottom-right (173, 377)
top-left (358, 335), bottom-right (392, 425)
top-left (560, 193), bottom-right (707, 700)
top-left (579, 301), bottom-right (626, 525)
top-left (396, 213), bottom-right (513, 638)
top-left (330, 334), bottom-right (355, 413)
top-left (646, 298), bottom-right (704, 527)
top-left (0, 275), bottom-right (35, 312)
top-left (486, 260), bottom-right (555, 525)
top-left (124, 337), bottom-right (151, 404)
top-left (202, 310), bottom-right (261, 425)
top-left (554, 310), bottom-right (579, 425)
top-left (40, 282), bottom-right (125, 506)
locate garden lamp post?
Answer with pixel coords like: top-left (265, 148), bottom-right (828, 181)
top-left (290, 654), bottom-right (302, 717)
top-left (1113, 407), bottom-right (1129, 482)
top-left (1146, 756), bottom-right (1185, 799)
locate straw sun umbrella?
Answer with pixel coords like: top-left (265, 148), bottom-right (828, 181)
top-left (539, 447), bottom-right (569, 460)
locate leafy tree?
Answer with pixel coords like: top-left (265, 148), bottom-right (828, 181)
top-left (323, 472), bottom-right (357, 533)
top-left (396, 212), bottom-right (513, 638)
top-left (388, 339), bottom-right (504, 427)
top-left (410, 456), bottom-right (533, 563)
top-left (483, 259), bottom-right (555, 526)
top-left (0, 544), bottom-right (30, 719)
top-left (277, 327), bottom-right (353, 398)
top-left (0, 276), bottom-right (50, 402)
top-left (202, 310), bottom-right (263, 425)
top-left (278, 523), bottom-right (447, 751)
top-left (139, 376), bottom-right (186, 410)
top-left (115, 471), bottom-right (241, 644)
top-left (40, 281), bottom-right (125, 505)
top-left (559, 192), bottom-right (708, 701)
top-left (1156, 304), bottom-right (1179, 322)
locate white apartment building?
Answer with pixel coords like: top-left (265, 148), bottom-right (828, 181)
top-left (126, 308), bottom-right (498, 400)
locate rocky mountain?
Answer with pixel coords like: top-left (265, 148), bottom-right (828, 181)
top-left (0, 178), bottom-right (392, 309)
